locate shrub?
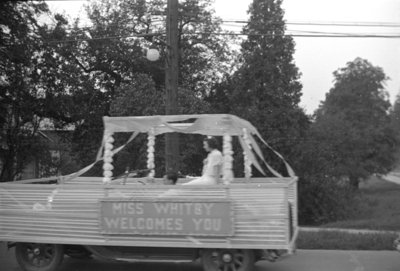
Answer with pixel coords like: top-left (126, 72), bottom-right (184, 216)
top-left (299, 175), bottom-right (359, 225)
top-left (297, 230), bottom-right (397, 250)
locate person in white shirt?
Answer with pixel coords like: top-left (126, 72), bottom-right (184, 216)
top-left (158, 137), bottom-right (223, 197)
top-left (183, 137), bottom-right (223, 186)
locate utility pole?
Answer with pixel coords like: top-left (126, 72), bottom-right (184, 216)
top-left (165, 0), bottom-right (179, 174)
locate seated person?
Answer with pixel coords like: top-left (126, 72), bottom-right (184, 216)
top-left (182, 137), bottom-right (223, 186)
top-left (158, 137), bottom-right (222, 197)
top-left (163, 171), bottom-right (178, 185)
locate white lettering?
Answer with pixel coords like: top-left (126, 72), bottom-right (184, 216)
top-left (112, 203), bottom-right (123, 215)
top-left (136, 203), bottom-right (144, 215)
top-left (204, 218), bottom-right (212, 230)
top-left (194, 203), bottom-right (202, 215)
top-left (137, 218), bottom-right (145, 229)
top-left (129, 217), bottom-right (137, 229)
top-left (112, 202), bottom-right (144, 215)
top-left (154, 203), bottom-right (169, 214)
top-left (155, 218), bottom-right (165, 230)
top-left (104, 217), bottom-right (119, 229)
top-left (213, 219), bottom-right (221, 231)
top-left (166, 218), bottom-right (173, 230)
top-left (120, 217), bottom-right (128, 229)
top-left (193, 218), bottom-right (202, 231)
top-left (203, 203), bottom-right (214, 215)
top-left (145, 218), bottom-right (153, 229)
top-left (175, 218), bottom-right (183, 231)
top-left (184, 203), bottom-right (193, 215)
top-left (170, 203), bottom-right (178, 214)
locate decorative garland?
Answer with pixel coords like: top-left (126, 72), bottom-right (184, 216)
top-left (147, 128), bottom-right (155, 179)
top-left (222, 134), bottom-right (234, 184)
top-left (242, 128), bottom-right (253, 179)
top-left (102, 132), bottom-right (114, 184)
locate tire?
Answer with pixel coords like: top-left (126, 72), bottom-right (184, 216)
top-left (202, 249), bottom-right (255, 271)
top-left (15, 243), bottom-right (64, 271)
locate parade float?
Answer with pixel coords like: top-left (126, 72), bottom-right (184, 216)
top-left (0, 114), bottom-right (298, 271)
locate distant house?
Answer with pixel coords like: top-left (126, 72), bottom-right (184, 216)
top-left (20, 130), bottom-right (74, 179)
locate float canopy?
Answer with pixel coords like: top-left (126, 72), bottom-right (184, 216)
top-left (102, 114), bottom-right (295, 177)
top-left (103, 114), bottom-right (261, 136)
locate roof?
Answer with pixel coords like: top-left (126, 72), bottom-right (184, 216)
top-left (103, 114), bottom-right (262, 137)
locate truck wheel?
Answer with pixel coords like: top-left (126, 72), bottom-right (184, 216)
top-left (202, 249), bottom-right (255, 271)
top-left (15, 243), bottom-right (64, 271)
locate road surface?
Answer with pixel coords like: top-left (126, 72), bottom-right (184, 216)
top-left (1, 242), bottom-right (399, 271)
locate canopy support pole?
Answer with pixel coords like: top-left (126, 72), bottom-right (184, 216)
top-left (102, 132), bottom-right (114, 184)
top-left (147, 128), bottom-right (156, 179)
top-left (222, 134), bottom-right (234, 184)
top-left (242, 128), bottom-right (252, 182)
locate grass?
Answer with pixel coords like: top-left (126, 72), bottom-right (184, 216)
top-left (297, 230), bottom-right (398, 250)
top-left (320, 175), bottom-right (400, 231)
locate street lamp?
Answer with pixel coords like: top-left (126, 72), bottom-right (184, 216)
top-left (146, 47), bottom-right (160, 62)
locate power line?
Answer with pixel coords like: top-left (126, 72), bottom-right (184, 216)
top-left (40, 9), bottom-right (400, 32)
top-left (48, 21), bottom-right (400, 32)
top-left (288, 29), bottom-right (400, 37)
top-left (43, 32), bottom-right (163, 44)
top-left (42, 31), bottom-right (400, 44)
top-left (221, 20), bottom-right (400, 28)
top-left (197, 32), bottom-right (400, 38)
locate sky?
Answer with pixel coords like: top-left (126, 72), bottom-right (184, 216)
top-left (47, 0), bottom-right (400, 114)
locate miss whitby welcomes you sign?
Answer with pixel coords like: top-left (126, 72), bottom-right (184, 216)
top-left (99, 199), bottom-right (234, 236)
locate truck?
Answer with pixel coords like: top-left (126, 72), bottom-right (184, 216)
top-left (0, 114), bottom-right (298, 271)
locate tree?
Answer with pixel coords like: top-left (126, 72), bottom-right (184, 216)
top-left (108, 73), bottom-right (211, 177)
top-left (312, 57), bottom-right (398, 189)
top-left (45, 0), bottom-right (236, 171)
top-left (177, 0), bottom-right (237, 96)
top-left (391, 94), bottom-right (400, 135)
top-left (209, 0), bottom-right (308, 174)
top-left (389, 93), bottom-right (400, 169)
top-left (53, 0), bottom-right (235, 101)
top-left (0, 1), bottom-right (57, 181)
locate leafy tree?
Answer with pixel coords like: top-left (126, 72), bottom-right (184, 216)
top-left (177, 0), bottom-right (237, 95)
top-left (209, 0), bottom-right (309, 175)
top-left (108, 73), bottom-right (211, 177)
top-left (388, 93), bottom-right (400, 169)
top-left (312, 57), bottom-right (397, 189)
top-left (391, 94), bottom-right (400, 135)
top-left (44, 0), bottom-right (236, 171)
top-left (52, 0), bottom-right (234, 101)
top-left (293, 126), bottom-right (361, 224)
top-left (0, 1), bottom-right (58, 181)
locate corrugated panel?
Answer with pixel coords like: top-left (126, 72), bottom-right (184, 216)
top-left (0, 178), bottom-right (297, 250)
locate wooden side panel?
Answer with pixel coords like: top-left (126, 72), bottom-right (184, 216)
top-left (0, 178), bottom-right (297, 250)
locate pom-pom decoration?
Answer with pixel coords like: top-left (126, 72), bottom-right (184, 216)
top-left (242, 128), bottom-right (253, 179)
top-left (222, 134), bottom-right (234, 184)
top-left (147, 128), bottom-right (156, 178)
top-left (102, 132), bottom-right (114, 184)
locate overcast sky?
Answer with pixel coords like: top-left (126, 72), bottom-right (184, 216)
top-left (47, 0), bottom-right (400, 114)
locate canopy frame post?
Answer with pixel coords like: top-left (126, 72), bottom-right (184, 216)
top-left (102, 132), bottom-right (114, 184)
top-left (147, 128), bottom-right (156, 179)
top-left (222, 134), bottom-right (234, 185)
top-left (242, 128), bottom-right (253, 182)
